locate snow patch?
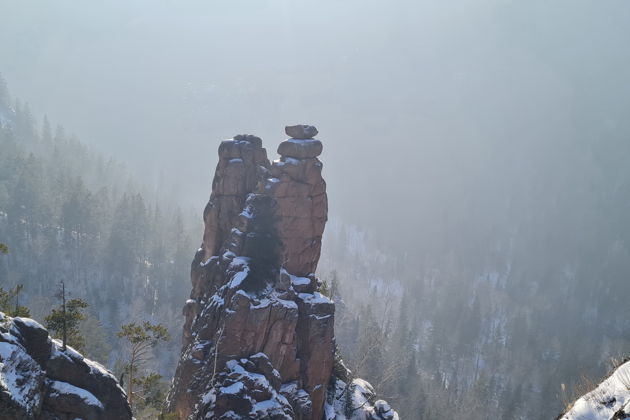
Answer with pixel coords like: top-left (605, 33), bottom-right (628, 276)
top-left (13, 317), bottom-right (46, 330)
top-left (298, 292), bottom-right (332, 305)
top-left (219, 381), bottom-right (244, 395)
top-left (0, 341), bottom-right (42, 413)
top-left (48, 380), bottom-right (104, 409)
top-left (291, 276), bottom-right (310, 287)
top-left (285, 138), bottom-right (319, 144)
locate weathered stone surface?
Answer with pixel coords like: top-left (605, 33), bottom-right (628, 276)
top-left (167, 129), bottom-right (396, 420)
top-left (268, 142), bottom-right (327, 277)
top-left (277, 139), bottom-right (323, 159)
top-left (191, 354), bottom-right (294, 419)
top-left (0, 313), bottom-right (131, 420)
top-left (325, 377), bottom-right (400, 420)
top-left (280, 381), bottom-right (312, 420)
top-left (285, 124), bottom-right (318, 139)
top-left (201, 134), bottom-right (270, 263)
top-left (43, 380), bottom-right (104, 420)
top-left (12, 317), bottom-right (51, 366)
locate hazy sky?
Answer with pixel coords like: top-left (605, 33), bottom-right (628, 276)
top-left (2, 0), bottom-right (630, 250)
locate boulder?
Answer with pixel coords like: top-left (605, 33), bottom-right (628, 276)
top-left (284, 125), bottom-right (318, 139)
top-left (277, 139), bottom-right (323, 159)
top-left (12, 317), bottom-right (51, 366)
top-left (0, 313), bottom-right (131, 420)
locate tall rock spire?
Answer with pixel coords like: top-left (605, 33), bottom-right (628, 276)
top-left (166, 127), bottom-right (398, 420)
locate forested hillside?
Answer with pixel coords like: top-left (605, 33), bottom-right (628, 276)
top-left (0, 75), bottom-right (198, 416)
top-left (319, 124), bottom-right (630, 418)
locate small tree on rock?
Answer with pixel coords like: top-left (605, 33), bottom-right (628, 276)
top-left (45, 282), bottom-right (88, 352)
top-left (117, 321), bottom-right (170, 411)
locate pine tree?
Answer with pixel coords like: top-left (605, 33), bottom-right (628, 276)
top-left (117, 321), bottom-right (170, 411)
top-left (45, 282), bottom-right (89, 352)
top-left (0, 284), bottom-right (30, 317)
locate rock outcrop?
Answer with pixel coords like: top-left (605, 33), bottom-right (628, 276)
top-left (0, 313), bottom-right (131, 420)
top-left (558, 359), bottom-right (630, 420)
top-left (167, 128), bottom-right (397, 420)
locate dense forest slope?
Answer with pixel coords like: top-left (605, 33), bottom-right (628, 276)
top-left (0, 76), bottom-right (198, 417)
top-left (309, 115), bottom-right (630, 418)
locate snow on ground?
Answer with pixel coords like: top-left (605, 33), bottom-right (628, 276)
top-left (561, 360), bottom-right (630, 420)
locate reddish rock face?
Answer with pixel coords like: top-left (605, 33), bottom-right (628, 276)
top-left (201, 135), bottom-right (270, 265)
top-left (266, 140), bottom-right (327, 277)
top-left (167, 131), bottom-right (397, 420)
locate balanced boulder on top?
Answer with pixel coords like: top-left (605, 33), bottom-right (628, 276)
top-left (284, 124), bottom-right (318, 139)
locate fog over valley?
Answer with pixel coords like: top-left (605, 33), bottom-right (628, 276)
top-left (1, 1), bottom-right (630, 419)
top-left (3, 1), bottom-right (629, 245)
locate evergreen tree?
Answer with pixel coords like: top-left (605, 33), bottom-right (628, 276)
top-left (0, 284), bottom-right (30, 317)
top-left (45, 282), bottom-right (89, 352)
top-left (117, 321), bottom-right (170, 411)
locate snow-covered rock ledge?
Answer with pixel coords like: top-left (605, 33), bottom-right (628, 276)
top-left (559, 359), bottom-right (630, 420)
top-left (0, 312), bottom-right (131, 420)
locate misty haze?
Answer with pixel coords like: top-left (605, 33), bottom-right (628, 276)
top-left (1, 1), bottom-right (629, 419)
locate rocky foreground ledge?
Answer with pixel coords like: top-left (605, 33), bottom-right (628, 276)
top-left (0, 312), bottom-right (131, 420)
top-left (166, 126), bottom-right (398, 420)
top-left (558, 359), bottom-right (630, 420)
